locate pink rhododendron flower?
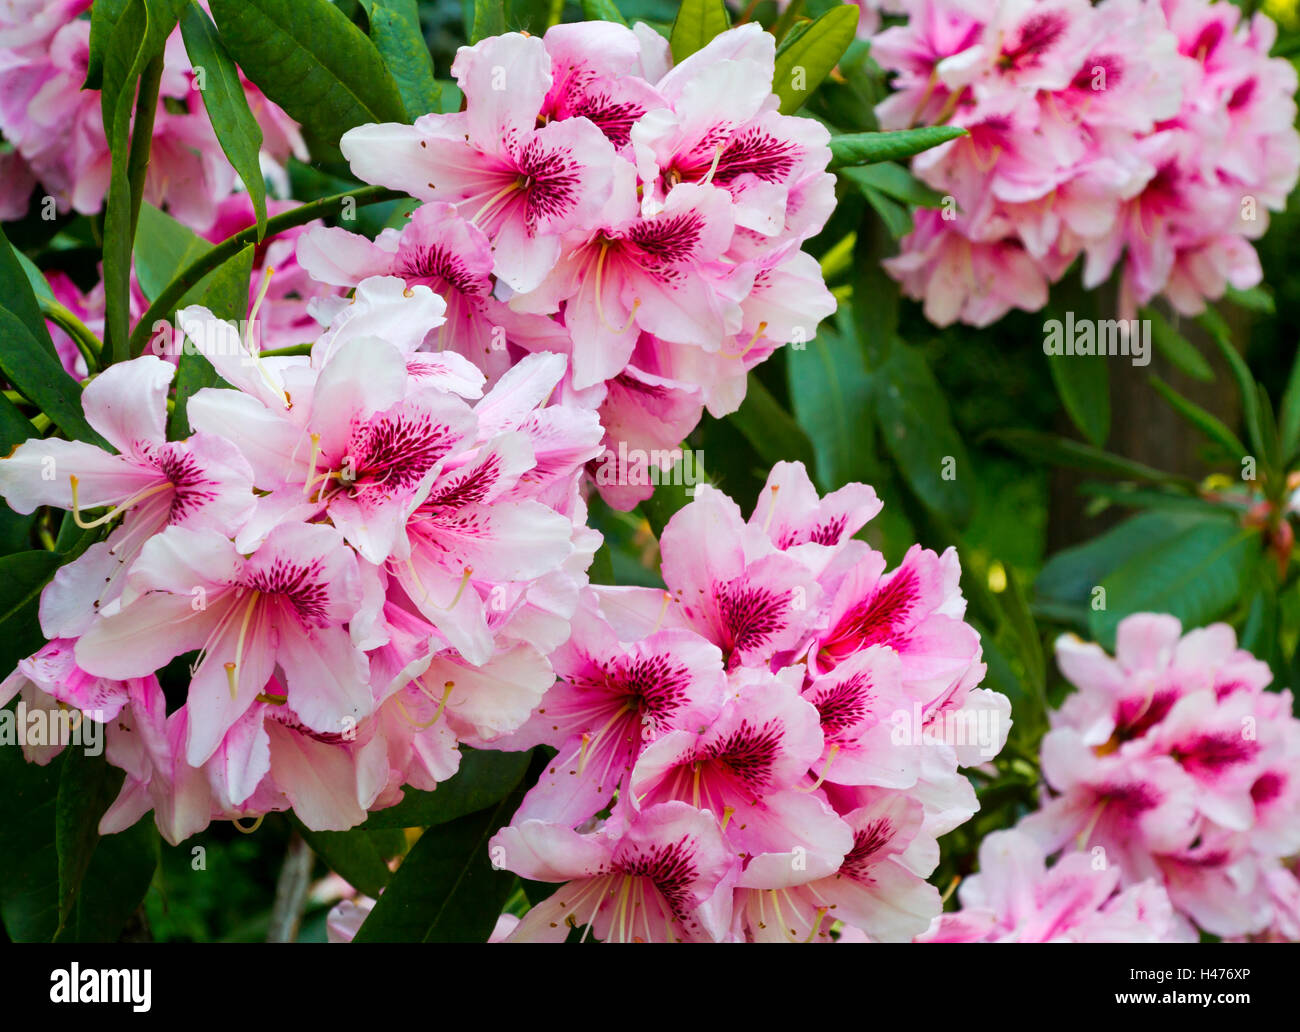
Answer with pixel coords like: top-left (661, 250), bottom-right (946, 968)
top-left (331, 21), bottom-right (836, 509)
top-left (918, 829), bottom-right (1196, 942)
top-left (1018, 614), bottom-right (1300, 937)
top-left (871, 0), bottom-right (1300, 323)
top-left (488, 462), bottom-right (1009, 941)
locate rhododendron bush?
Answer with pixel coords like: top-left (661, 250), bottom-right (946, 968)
top-left (0, 0), bottom-right (1297, 948)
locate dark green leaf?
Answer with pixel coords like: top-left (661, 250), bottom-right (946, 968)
top-left (0, 224), bottom-right (56, 355)
top-left (54, 816), bottom-right (159, 943)
top-left (0, 314), bottom-right (105, 447)
top-left (787, 313), bottom-right (877, 491)
top-left (670, 0), bottom-right (729, 63)
top-left (1089, 516), bottom-right (1262, 647)
top-left (985, 429), bottom-right (1193, 487)
top-left (1046, 350), bottom-right (1110, 447)
top-left (360, 0), bottom-right (440, 118)
top-left (1143, 306), bottom-right (1213, 382)
top-left (208, 0), bottom-right (407, 152)
top-left (729, 376), bottom-right (817, 470)
top-left (353, 779), bottom-right (528, 941)
top-left (773, 3), bottom-right (857, 114)
top-left (85, 0), bottom-right (131, 90)
top-left (180, 3), bottom-right (268, 237)
top-left (1279, 347), bottom-right (1300, 464)
top-left (1197, 306), bottom-right (1265, 460)
top-left (858, 183), bottom-right (912, 239)
top-left (360, 747), bottom-right (532, 829)
top-left (873, 341), bottom-right (974, 526)
top-left (1149, 375), bottom-right (1246, 459)
top-left (0, 550), bottom-right (65, 680)
top-left (294, 823), bottom-right (395, 898)
top-left (55, 747), bottom-right (125, 936)
top-left (839, 162), bottom-right (946, 208)
top-left (0, 743), bottom-right (62, 941)
top-left (828, 126), bottom-right (968, 170)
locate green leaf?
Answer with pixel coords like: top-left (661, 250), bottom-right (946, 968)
top-left (787, 313), bottom-right (876, 491)
top-left (828, 127), bottom-right (968, 170)
top-left (0, 743), bottom-right (62, 942)
top-left (1143, 306), bottom-right (1213, 382)
top-left (858, 183), bottom-right (912, 239)
top-left (1089, 516), bottom-right (1263, 647)
top-left (55, 747), bottom-right (125, 936)
top-left (1197, 307), bottom-right (1265, 460)
top-left (839, 162), bottom-right (946, 208)
top-left (1224, 284), bottom-right (1274, 314)
top-left (670, 0), bottom-right (730, 63)
top-left (134, 203), bottom-right (210, 302)
top-left (874, 341), bottom-right (974, 526)
top-left (353, 778), bottom-right (528, 942)
top-left (1149, 375), bottom-right (1246, 459)
top-left (0, 314), bottom-right (106, 447)
top-left (180, 3), bottom-right (268, 238)
top-left (773, 3), bottom-right (857, 114)
top-left (985, 429), bottom-right (1193, 487)
top-left (471, 0), bottom-right (507, 43)
top-left (293, 824), bottom-right (395, 898)
top-left (729, 376), bottom-right (817, 471)
top-left (581, 0), bottom-right (627, 25)
top-left (101, 0), bottom-right (178, 361)
top-left (1034, 512), bottom-right (1204, 610)
top-left (1046, 350), bottom-right (1110, 447)
top-left (0, 550), bottom-right (68, 680)
top-left (85, 0), bottom-right (131, 90)
top-left (360, 748), bottom-right (532, 829)
top-left (1279, 347), bottom-right (1300, 463)
top-left (0, 224), bottom-right (56, 354)
top-left (208, 0), bottom-right (407, 153)
top-left (54, 816), bottom-right (159, 943)
top-left (360, 0), bottom-right (440, 118)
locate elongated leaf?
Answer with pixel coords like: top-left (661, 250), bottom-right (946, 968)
top-left (85, 0), bottom-right (130, 90)
top-left (360, 0), bottom-right (440, 117)
top-left (1225, 284), bottom-right (1274, 314)
top-left (134, 203), bottom-right (209, 301)
top-left (0, 744), bottom-right (62, 941)
top-left (670, 0), bottom-right (729, 63)
top-left (361, 747), bottom-right (532, 829)
top-left (840, 162), bottom-right (946, 208)
top-left (986, 429), bottom-right (1193, 487)
top-left (828, 126), bottom-right (968, 169)
top-left (1035, 511), bottom-right (1208, 611)
top-left (55, 747), bottom-right (125, 936)
top-left (787, 313), bottom-right (877, 491)
top-left (208, 0), bottom-right (407, 153)
top-left (874, 341), bottom-right (974, 526)
top-left (54, 815), bottom-right (158, 943)
top-left (0, 550), bottom-right (67, 679)
top-left (729, 376), bottom-right (817, 470)
top-left (354, 778), bottom-right (528, 942)
top-left (858, 183), bottom-right (912, 239)
top-left (471, 0), bottom-right (507, 43)
top-left (1197, 307), bottom-right (1265, 460)
top-left (0, 315), bottom-right (105, 447)
top-left (1143, 306), bottom-right (1212, 382)
top-left (294, 823), bottom-right (396, 898)
top-left (1046, 350), bottom-right (1110, 447)
top-left (773, 3), bottom-right (857, 114)
top-left (581, 0), bottom-right (627, 25)
top-left (1279, 347), bottom-right (1300, 464)
top-left (0, 224), bottom-right (55, 354)
top-left (180, 3), bottom-right (267, 237)
top-left (1089, 516), bottom-right (1262, 647)
top-left (1150, 375), bottom-right (1245, 459)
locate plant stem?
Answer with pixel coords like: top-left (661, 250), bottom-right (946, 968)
top-left (266, 831), bottom-right (314, 943)
top-left (39, 298), bottom-right (102, 372)
top-left (127, 186), bottom-right (401, 359)
top-left (107, 55), bottom-right (164, 366)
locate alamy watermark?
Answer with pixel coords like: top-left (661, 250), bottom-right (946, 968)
top-left (1043, 312), bottom-right (1151, 367)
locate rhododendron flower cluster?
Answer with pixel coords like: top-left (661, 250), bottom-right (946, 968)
top-left (872, 0), bottom-right (1300, 324)
top-left (310, 22), bottom-right (837, 508)
top-left (1016, 614), bottom-right (1300, 938)
top-left (917, 828), bottom-right (1195, 942)
top-left (487, 462), bottom-right (1011, 942)
top-left (0, 0), bottom-right (304, 229)
top-left (0, 276), bottom-right (604, 843)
